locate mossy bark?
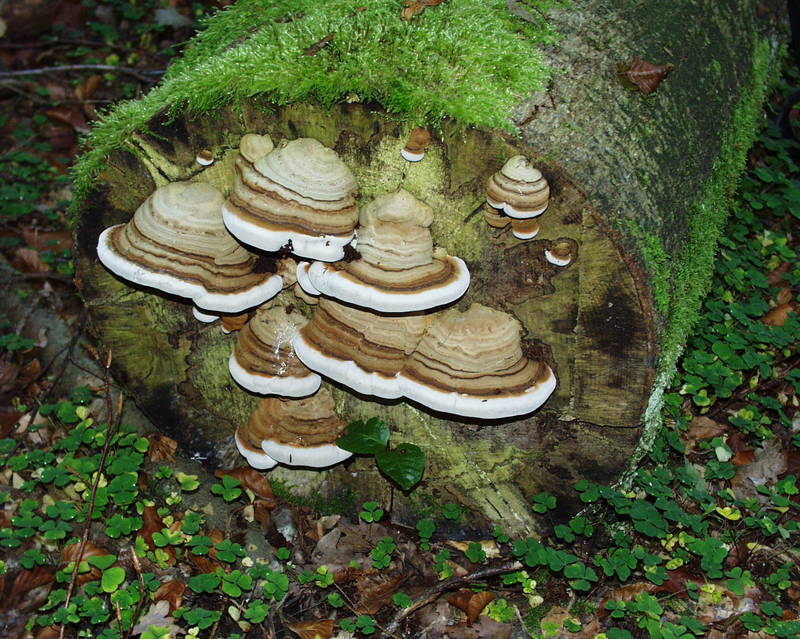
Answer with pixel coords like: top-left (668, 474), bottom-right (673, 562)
top-left (73, 0), bottom-right (785, 533)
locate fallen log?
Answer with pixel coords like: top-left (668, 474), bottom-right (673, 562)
top-left (72, 0), bottom-right (785, 532)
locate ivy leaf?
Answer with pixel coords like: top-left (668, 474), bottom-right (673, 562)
top-left (336, 418), bottom-right (390, 454)
top-left (375, 443), bottom-right (424, 491)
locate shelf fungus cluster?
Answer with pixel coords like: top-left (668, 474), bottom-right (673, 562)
top-left (484, 155), bottom-right (551, 242)
top-left (96, 132), bottom-right (562, 472)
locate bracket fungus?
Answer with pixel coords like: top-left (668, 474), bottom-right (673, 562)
top-left (296, 189), bottom-right (470, 313)
top-left (229, 304), bottom-right (321, 396)
top-left (222, 137), bottom-right (358, 262)
top-left (545, 240), bottom-right (574, 266)
top-left (486, 155), bottom-right (550, 219)
top-left (399, 304), bottom-right (556, 419)
top-left (293, 297), bottom-right (430, 399)
top-left (241, 389), bottom-right (351, 467)
top-left (400, 127), bottom-right (431, 162)
top-left (293, 299), bottom-right (556, 420)
top-left (96, 181), bottom-right (283, 317)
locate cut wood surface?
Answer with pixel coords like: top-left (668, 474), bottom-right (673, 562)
top-left (73, 0), bottom-right (786, 532)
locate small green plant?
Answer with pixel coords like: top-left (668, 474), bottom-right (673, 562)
top-left (337, 418), bottom-right (424, 491)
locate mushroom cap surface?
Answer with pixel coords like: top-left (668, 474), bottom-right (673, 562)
top-left (398, 303), bottom-right (557, 418)
top-left (292, 298), bottom-right (429, 398)
top-left (486, 155), bottom-right (550, 219)
top-left (297, 190), bottom-right (470, 312)
top-left (246, 390), bottom-right (351, 467)
top-left (222, 138), bottom-right (358, 261)
top-left (97, 181), bottom-right (282, 313)
top-left (229, 305), bottom-right (321, 396)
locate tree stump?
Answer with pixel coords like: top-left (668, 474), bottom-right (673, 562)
top-left (72, 0), bottom-right (785, 533)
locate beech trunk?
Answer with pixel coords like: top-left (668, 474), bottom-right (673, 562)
top-left (73, 0), bottom-right (785, 533)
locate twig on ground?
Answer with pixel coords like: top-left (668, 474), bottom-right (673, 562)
top-left (379, 560), bottom-right (523, 638)
top-left (0, 64), bottom-right (165, 83)
top-left (59, 350), bottom-right (125, 639)
top-left (123, 545), bottom-right (148, 639)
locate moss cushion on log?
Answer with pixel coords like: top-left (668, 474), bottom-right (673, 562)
top-left (72, 0), bottom-right (786, 533)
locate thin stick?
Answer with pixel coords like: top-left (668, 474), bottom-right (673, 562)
top-left (122, 545), bottom-right (147, 639)
top-left (379, 560), bottom-right (523, 638)
top-left (0, 65), bottom-right (165, 83)
top-left (58, 350), bottom-right (124, 639)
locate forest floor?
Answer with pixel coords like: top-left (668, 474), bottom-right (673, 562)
top-left (0, 2), bottom-right (799, 639)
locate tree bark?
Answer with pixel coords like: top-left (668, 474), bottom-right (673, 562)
top-left (73, 0), bottom-right (785, 533)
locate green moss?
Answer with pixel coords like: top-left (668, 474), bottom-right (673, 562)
top-left (626, 222), bottom-right (672, 317)
top-left (622, 37), bottom-right (779, 486)
top-left (269, 478), bottom-right (356, 515)
top-left (71, 0), bottom-right (564, 214)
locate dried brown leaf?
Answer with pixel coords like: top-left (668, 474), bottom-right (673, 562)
top-left (600, 582), bottom-right (655, 614)
top-left (446, 540), bottom-right (500, 559)
top-left (132, 600), bottom-right (182, 636)
top-left (354, 573), bottom-right (406, 614)
top-left (761, 302), bottom-right (794, 327)
top-left (776, 288), bottom-right (793, 306)
top-left (146, 433), bottom-right (177, 463)
top-left (139, 505), bottom-right (164, 551)
top-left (17, 358), bottom-right (41, 388)
top-left (7, 566), bottom-right (56, 604)
top-left (448, 589), bottom-right (495, 625)
top-left (61, 541), bottom-right (110, 585)
top-left (767, 262), bottom-right (792, 287)
top-left (215, 467), bottom-right (275, 502)
top-left (626, 56), bottom-right (673, 94)
top-left (286, 619), bottom-right (336, 639)
top-left (21, 228), bottom-right (73, 252)
top-left (153, 579), bottom-right (185, 613)
top-left (12, 247), bottom-right (50, 273)
top-left (402, 0), bottom-right (445, 20)
top-left (685, 416), bottom-right (727, 450)
top-left (0, 361), bottom-right (21, 394)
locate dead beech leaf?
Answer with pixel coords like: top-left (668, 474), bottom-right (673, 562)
top-left (8, 566), bottom-right (57, 603)
top-left (625, 56), bottom-right (673, 94)
top-left (153, 579), bottom-right (185, 613)
top-left (146, 433), bottom-right (177, 463)
top-left (140, 506), bottom-right (178, 567)
top-left (354, 573), bottom-right (406, 614)
top-left (448, 589), bottom-right (495, 625)
top-left (131, 600), bottom-right (183, 637)
top-left (13, 247), bottom-right (50, 273)
top-left (21, 228), bottom-right (73, 252)
top-left (61, 541), bottom-right (111, 584)
top-left (286, 619), bottom-right (336, 639)
top-left (215, 467), bottom-right (275, 502)
top-left (0, 361), bottom-right (21, 394)
top-left (538, 605), bottom-right (582, 638)
top-left (191, 553), bottom-right (219, 574)
top-left (761, 302), bottom-right (794, 327)
top-left (17, 358), bottom-right (41, 388)
top-left (402, 0), bottom-right (445, 20)
top-left (685, 416), bottom-right (726, 450)
top-left (446, 539), bottom-right (500, 559)
top-left (767, 261), bottom-right (792, 287)
top-left (728, 431), bottom-right (755, 466)
top-left (599, 582), bottom-right (655, 614)
top-left (777, 288), bottom-right (793, 306)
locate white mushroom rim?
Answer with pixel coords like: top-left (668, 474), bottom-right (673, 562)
top-left (228, 352), bottom-right (322, 397)
top-left (297, 258), bottom-right (471, 313)
top-left (545, 249), bottom-right (572, 266)
top-left (293, 332), bottom-right (558, 420)
top-left (98, 226), bottom-right (284, 313)
top-left (235, 430), bottom-right (278, 470)
top-left (292, 332), bottom-right (403, 399)
top-left (400, 148), bottom-right (425, 162)
top-left (221, 202), bottom-right (354, 263)
top-left (512, 226), bottom-right (540, 241)
top-left (486, 197), bottom-right (548, 220)
top-left (260, 440), bottom-right (353, 467)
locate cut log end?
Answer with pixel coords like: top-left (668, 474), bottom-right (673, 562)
top-left (74, 101), bottom-right (654, 533)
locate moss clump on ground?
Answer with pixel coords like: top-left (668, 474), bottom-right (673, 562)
top-left (71, 0), bottom-right (563, 211)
